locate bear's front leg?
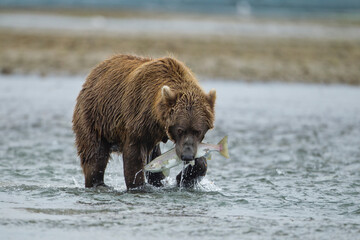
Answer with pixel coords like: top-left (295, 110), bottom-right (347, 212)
top-left (176, 156), bottom-right (207, 188)
top-left (122, 141), bottom-right (146, 189)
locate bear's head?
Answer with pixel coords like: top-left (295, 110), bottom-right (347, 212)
top-left (157, 85), bottom-right (216, 161)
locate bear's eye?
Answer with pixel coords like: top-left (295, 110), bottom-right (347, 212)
top-left (193, 130), bottom-right (201, 137)
top-left (177, 129), bottom-right (184, 135)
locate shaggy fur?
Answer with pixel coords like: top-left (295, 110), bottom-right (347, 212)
top-left (72, 54), bottom-right (216, 189)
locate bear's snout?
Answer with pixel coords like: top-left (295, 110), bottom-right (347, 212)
top-left (179, 137), bottom-right (197, 161)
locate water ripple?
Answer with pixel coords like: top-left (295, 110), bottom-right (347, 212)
top-left (1, 77), bottom-right (360, 239)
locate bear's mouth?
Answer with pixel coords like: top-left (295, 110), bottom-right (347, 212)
top-left (184, 160), bottom-right (196, 166)
top-left (181, 154), bottom-right (195, 161)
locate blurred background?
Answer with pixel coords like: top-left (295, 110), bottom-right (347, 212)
top-left (1, 2), bottom-right (360, 239)
top-left (1, 0), bottom-right (360, 84)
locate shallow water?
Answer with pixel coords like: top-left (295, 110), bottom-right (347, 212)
top-left (1, 75), bottom-right (360, 239)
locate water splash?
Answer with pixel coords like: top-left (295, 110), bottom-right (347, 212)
top-left (194, 177), bottom-right (221, 192)
top-left (132, 169), bottom-right (143, 185)
top-left (179, 162), bottom-right (191, 189)
top-left (72, 177), bottom-right (81, 188)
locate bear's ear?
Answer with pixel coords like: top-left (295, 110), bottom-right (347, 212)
top-left (161, 85), bottom-right (177, 107)
top-left (206, 88), bottom-right (216, 110)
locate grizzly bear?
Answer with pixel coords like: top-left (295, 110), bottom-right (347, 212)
top-left (72, 54), bottom-right (216, 189)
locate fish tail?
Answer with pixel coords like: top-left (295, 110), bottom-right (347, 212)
top-left (218, 136), bottom-right (230, 159)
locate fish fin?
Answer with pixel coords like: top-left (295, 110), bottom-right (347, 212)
top-left (218, 136), bottom-right (230, 159)
top-left (162, 169), bottom-right (170, 177)
top-left (206, 154), bottom-right (212, 161)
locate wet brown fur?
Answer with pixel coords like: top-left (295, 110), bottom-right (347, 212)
top-left (72, 54), bottom-right (216, 189)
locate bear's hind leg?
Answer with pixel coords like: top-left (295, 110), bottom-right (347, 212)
top-left (146, 144), bottom-right (165, 187)
top-left (81, 138), bottom-right (111, 188)
top-left (122, 140), bottom-right (146, 189)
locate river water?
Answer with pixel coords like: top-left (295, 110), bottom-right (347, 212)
top-left (0, 75), bottom-right (360, 239)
